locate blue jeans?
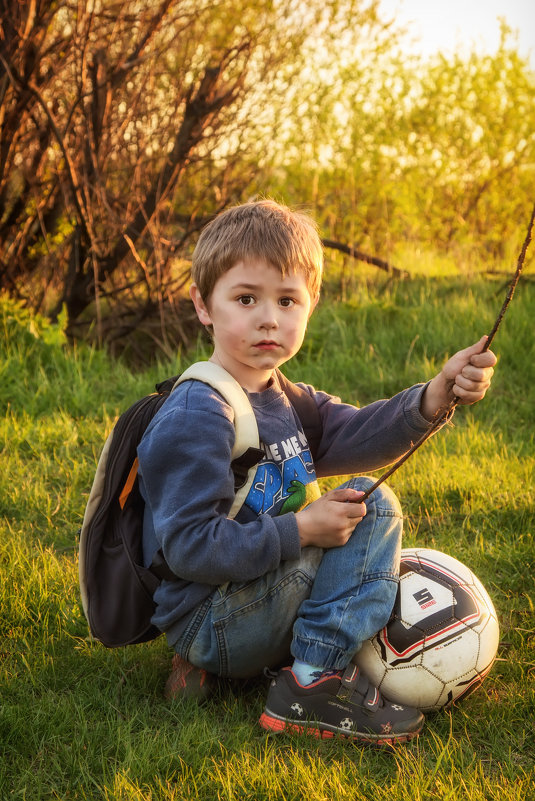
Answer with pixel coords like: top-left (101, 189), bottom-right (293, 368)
top-left (176, 477), bottom-right (403, 678)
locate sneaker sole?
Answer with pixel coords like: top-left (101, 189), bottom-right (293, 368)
top-left (259, 711), bottom-right (422, 746)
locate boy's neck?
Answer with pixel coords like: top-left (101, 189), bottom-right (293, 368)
top-left (208, 354), bottom-right (274, 393)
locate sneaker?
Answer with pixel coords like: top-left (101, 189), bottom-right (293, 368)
top-left (259, 664), bottom-right (424, 745)
top-left (164, 653), bottom-right (216, 702)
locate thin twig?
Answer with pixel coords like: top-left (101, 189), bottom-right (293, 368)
top-left (359, 202), bottom-right (535, 503)
top-left (484, 202), bottom-right (535, 351)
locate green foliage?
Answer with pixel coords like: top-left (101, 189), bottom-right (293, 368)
top-left (5, 2), bottom-right (534, 364)
top-left (1, 281), bottom-right (534, 798)
top-left (266, 27), bottom-right (535, 266)
top-left (0, 294), bottom-right (184, 418)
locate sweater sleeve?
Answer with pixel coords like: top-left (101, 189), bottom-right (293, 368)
top-left (298, 382), bottom-right (447, 478)
top-left (137, 380), bottom-right (301, 585)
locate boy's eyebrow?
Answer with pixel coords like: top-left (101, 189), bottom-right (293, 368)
top-left (230, 282), bottom-right (306, 293)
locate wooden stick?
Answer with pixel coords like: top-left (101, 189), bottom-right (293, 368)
top-left (359, 202), bottom-right (535, 503)
top-left (483, 203), bottom-right (535, 351)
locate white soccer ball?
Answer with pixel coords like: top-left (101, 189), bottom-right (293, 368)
top-left (353, 548), bottom-right (500, 712)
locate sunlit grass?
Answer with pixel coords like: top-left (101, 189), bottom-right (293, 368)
top-left (1, 278), bottom-right (534, 800)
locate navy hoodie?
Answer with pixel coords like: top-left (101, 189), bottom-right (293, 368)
top-left (137, 375), bottom-right (436, 646)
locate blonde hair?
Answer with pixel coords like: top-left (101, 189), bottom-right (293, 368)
top-left (191, 200), bottom-right (323, 302)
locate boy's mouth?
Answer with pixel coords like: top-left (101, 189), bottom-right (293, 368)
top-left (254, 340), bottom-right (280, 350)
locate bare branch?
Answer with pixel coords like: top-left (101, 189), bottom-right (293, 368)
top-left (322, 238), bottom-right (409, 278)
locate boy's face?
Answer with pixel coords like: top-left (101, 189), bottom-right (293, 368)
top-left (190, 257), bottom-right (318, 391)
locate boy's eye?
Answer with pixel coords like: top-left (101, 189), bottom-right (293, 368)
top-left (279, 297), bottom-right (295, 308)
top-left (238, 295), bottom-right (255, 306)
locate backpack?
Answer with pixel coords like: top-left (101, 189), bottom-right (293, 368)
top-left (79, 361), bottom-right (322, 647)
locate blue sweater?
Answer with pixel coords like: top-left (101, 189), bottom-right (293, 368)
top-left (137, 376), bottom-right (434, 645)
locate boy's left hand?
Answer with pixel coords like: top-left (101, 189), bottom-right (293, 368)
top-left (422, 336), bottom-right (497, 419)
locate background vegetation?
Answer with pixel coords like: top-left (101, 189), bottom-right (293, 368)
top-left (1, 1), bottom-right (534, 359)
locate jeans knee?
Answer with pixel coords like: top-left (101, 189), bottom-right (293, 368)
top-left (372, 481), bottom-right (402, 517)
top-left (348, 476), bottom-right (402, 517)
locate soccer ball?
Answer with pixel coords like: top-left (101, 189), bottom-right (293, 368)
top-left (353, 548), bottom-right (500, 712)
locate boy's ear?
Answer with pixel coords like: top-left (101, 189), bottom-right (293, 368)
top-left (308, 292), bottom-right (320, 318)
top-left (190, 284), bottom-right (212, 326)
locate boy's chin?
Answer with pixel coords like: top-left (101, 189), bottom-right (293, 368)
top-left (253, 354), bottom-right (289, 371)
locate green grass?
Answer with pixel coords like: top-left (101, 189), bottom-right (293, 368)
top-left (0, 276), bottom-right (534, 801)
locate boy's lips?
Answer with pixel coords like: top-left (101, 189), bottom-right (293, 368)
top-left (254, 340), bottom-right (280, 350)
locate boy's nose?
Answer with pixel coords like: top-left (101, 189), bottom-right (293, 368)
top-left (258, 317), bottom-right (279, 331)
top-left (257, 303), bottom-right (279, 330)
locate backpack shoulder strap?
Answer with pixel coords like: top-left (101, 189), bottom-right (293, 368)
top-left (173, 361), bottom-right (261, 518)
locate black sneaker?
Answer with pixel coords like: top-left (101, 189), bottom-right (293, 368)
top-left (164, 653), bottom-right (216, 702)
top-left (259, 665), bottom-right (424, 745)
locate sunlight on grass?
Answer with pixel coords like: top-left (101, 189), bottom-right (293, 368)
top-left (1, 283), bottom-right (534, 800)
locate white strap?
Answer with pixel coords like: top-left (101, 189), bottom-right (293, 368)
top-left (173, 362), bottom-right (260, 518)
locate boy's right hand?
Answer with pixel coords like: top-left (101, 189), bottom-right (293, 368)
top-left (295, 488), bottom-right (366, 549)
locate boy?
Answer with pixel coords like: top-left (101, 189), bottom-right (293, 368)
top-left (137, 200), bottom-right (496, 744)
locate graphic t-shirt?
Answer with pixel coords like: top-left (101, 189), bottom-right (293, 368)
top-left (238, 385), bottom-right (321, 521)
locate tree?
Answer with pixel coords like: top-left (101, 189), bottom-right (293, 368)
top-left (0, 2), bottom-right (258, 352)
top-left (2, 0), bottom-right (388, 358)
top-left (7, 2), bottom-right (529, 360)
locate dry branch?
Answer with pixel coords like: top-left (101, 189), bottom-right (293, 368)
top-left (322, 238), bottom-right (409, 278)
